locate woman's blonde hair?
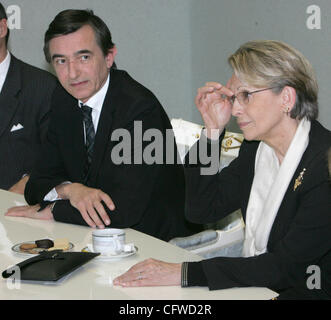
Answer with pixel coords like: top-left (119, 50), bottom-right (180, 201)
top-left (228, 40), bottom-right (318, 120)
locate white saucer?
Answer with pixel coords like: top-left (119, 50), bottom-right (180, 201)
top-left (82, 244), bottom-right (138, 260)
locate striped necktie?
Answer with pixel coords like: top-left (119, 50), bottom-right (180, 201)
top-left (81, 104), bottom-right (95, 179)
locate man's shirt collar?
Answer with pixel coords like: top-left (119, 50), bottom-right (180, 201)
top-left (78, 73), bottom-right (110, 112)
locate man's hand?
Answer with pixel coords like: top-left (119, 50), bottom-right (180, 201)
top-left (5, 204), bottom-right (54, 220)
top-left (8, 175), bottom-right (29, 195)
top-left (56, 183), bottom-right (115, 229)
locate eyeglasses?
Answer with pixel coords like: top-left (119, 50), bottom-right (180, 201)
top-left (224, 87), bottom-right (278, 106)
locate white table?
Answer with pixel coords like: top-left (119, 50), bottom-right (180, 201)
top-left (0, 189), bottom-right (277, 300)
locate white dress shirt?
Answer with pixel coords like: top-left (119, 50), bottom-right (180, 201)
top-left (44, 74), bottom-right (110, 202)
top-left (80, 73), bottom-right (110, 136)
top-left (0, 51), bottom-right (11, 93)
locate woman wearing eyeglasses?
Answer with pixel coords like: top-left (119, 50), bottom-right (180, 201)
top-left (114, 40), bottom-right (331, 299)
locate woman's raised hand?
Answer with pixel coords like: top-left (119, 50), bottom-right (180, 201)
top-left (195, 82), bottom-right (233, 139)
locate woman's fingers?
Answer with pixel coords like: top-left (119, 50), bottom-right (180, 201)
top-left (204, 82), bottom-right (234, 97)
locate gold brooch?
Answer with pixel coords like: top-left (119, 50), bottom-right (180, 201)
top-left (294, 168), bottom-right (306, 191)
top-left (221, 135), bottom-right (243, 152)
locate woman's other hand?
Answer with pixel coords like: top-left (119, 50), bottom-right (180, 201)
top-left (113, 258), bottom-right (182, 287)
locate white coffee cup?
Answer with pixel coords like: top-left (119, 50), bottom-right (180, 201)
top-left (92, 228), bottom-right (125, 255)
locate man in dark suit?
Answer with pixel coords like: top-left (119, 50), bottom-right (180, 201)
top-left (0, 2), bottom-right (57, 193)
top-left (6, 9), bottom-right (201, 241)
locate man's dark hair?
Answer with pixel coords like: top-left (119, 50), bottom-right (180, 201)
top-left (0, 2), bottom-right (9, 45)
top-left (44, 9), bottom-right (115, 63)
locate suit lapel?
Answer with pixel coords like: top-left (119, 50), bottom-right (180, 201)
top-left (57, 91), bottom-right (87, 182)
top-left (88, 70), bottom-right (120, 185)
top-left (267, 121), bottom-right (329, 248)
top-left (70, 106), bottom-right (87, 182)
top-left (0, 55), bottom-right (21, 138)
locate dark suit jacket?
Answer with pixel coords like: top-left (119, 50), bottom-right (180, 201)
top-left (25, 69), bottom-right (202, 241)
top-left (0, 54), bottom-right (57, 189)
top-left (184, 121), bottom-right (331, 298)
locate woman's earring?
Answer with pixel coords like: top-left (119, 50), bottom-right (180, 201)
top-left (284, 107), bottom-right (290, 115)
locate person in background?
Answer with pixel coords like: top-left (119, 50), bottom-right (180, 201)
top-left (6, 9), bottom-right (202, 241)
top-left (0, 2), bottom-right (57, 193)
top-left (114, 40), bottom-right (331, 300)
